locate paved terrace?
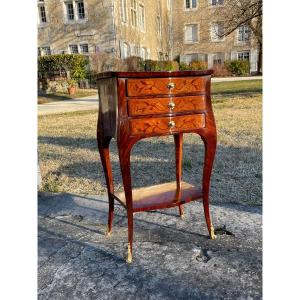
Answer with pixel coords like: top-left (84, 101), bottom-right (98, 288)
top-left (38, 193), bottom-right (262, 299)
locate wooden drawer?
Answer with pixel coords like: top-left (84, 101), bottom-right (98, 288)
top-left (128, 95), bottom-right (206, 116)
top-left (127, 77), bottom-right (207, 96)
top-left (129, 114), bottom-right (205, 136)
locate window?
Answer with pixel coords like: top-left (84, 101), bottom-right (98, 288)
top-left (138, 4), bottom-right (145, 30)
top-left (39, 47), bottom-right (51, 56)
top-left (156, 16), bottom-right (161, 37)
top-left (211, 0), bottom-right (224, 6)
top-left (211, 22), bottom-right (224, 41)
top-left (213, 53), bottom-right (224, 65)
top-left (140, 47), bottom-right (147, 60)
top-left (185, 24), bottom-right (198, 43)
top-left (66, 2), bottom-right (75, 20)
top-left (130, 0), bottom-right (137, 27)
top-left (80, 43), bottom-right (89, 53)
top-left (121, 42), bottom-right (130, 59)
top-left (238, 51), bottom-right (250, 61)
top-left (167, 0), bottom-right (171, 10)
top-left (69, 44), bottom-right (79, 54)
top-left (77, 1), bottom-right (85, 19)
top-left (185, 0), bottom-right (197, 9)
top-left (39, 5), bottom-right (47, 23)
top-left (238, 24), bottom-right (250, 42)
top-left (121, 0), bottom-right (127, 22)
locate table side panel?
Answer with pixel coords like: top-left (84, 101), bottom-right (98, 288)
top-left (97, 77), bottom-right (118, 139)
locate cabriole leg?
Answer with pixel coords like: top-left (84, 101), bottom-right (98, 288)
top-left (118, 139), bottom-right (137, 263)
top-left (98, 136), bottom-right (114, 236)
top-left (174, 133), bottom-right (185, 219)
top-left (200, 133), bottom-right (217, 239)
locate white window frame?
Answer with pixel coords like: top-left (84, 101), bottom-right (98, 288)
top-left (156, 15), bottom-right (162, 37)
top-left (184, 23), bottom-right (199, 44)
top-left (130, 0), bottom-right (137, 27)
top-left (210, 0), bottom-right (224, 7)
top-left (64, 0), bottom-right (87, 24)
top-left (237, 24), bottom-right (251, 43)
top-left (138, 4), bottom-right (145, 31)
top-left (77, 0), bottom-right (85, 20)
top-left (140, 47), bottom-right (147, 60)
top-left (80, 43), bottom-right (89, 54)
top-left (68, 43), bottom-right (90, 54)
top-left (120, 0), bottom-right (127, 23)
top-left (237, 51), bottom-right (250, 61)
top-left (39, 46), bottom-right (51, 56)
top-left (69, 44), bottom-right (79, 54)
top-left (211, 22), bottom-right (225, 42)
top-left (212, 52), bottom-right (224, 65)
top-left (37, 1), bottom-right (48, 26)
top-left (184, 0), bottom-right (198, 11)
top-left (167, 0), bottom-right (171, 11)
top-left (121, 42), bottom-right (130, 59)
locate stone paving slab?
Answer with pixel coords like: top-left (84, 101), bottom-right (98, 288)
top-left (38, 193), bottom-right (262, 300)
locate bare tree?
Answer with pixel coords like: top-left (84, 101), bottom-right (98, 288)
top-left (211, 0), bottom-right (262, 73)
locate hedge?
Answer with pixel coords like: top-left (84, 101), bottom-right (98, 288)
top-left (225, 60), bottom-right (250, 76)
top-left (179, 60), bottom-right (208, 71)
top-left (142, 60), bottom-right (179, 71)
top-left (38, 54), bottom-right (89, 80)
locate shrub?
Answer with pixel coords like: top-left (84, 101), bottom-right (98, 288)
top-left (38, 54), bottom-right (89, 80)
top-left (212, 64), bottom-right (232, 77)
top-left (225, 60), bottom-right (250, 76)
top-left (189, 60), bottom-right (208, 70)
top-left (143, 60), bottom-right (179, 71)
top-left (179, 62), bottom-right (189, 71)
top-left (123, 56), bottom-right (144, 71)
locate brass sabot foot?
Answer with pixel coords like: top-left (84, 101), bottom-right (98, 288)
top-left (210, 224), bottom-right (216, 240)
top-left (126, 243), bottom-right (132, 264)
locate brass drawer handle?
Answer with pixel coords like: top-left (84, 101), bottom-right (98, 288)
top-left (168, 102), bottom-right (175, 110)
top-left (167, 82), bottom-right (176, 89)
top-left (168, 121), bottom-right (175, 128)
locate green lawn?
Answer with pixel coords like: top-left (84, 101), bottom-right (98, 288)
top-left (212, 80), bottom-right (262, 95)
top-left (38, 88), bottom-right (97, 104)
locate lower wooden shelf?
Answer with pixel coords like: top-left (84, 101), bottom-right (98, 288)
top-left (113, 181), bottom-right (202, 212)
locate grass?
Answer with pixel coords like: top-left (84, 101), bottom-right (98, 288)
top-left (212, 80), bottom-right (262, 95)
top-left (38, 80), bottom-right (262, 205)
top-left (38, 88), bottom-right (97, 104)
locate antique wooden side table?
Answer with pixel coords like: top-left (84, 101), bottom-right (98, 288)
top-left (96, 70), bottom-right (217, 263)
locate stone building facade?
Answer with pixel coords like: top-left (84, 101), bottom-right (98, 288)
top-left (37, 0), bottom-right (171, 61)
top-left (171, 0), bottom-right (259, 73)
top-left (38, 0), bottom-right (259, 72)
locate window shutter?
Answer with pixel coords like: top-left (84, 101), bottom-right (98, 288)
top-left (231, 51), bottom-right (237, 60)
top-left (250, 49), bottom-right (258, 73)
top-left (185, 26), bottom-right (192, 42)
top-left (119, 40), bottom-right (124, 58)
top-left (192, 25), bottom-right (198, 41)
top-left (207, 53), bottom-right (213, 68)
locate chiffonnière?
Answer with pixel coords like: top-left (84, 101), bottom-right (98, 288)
top-left (96, 70), bottom-right (217, 263)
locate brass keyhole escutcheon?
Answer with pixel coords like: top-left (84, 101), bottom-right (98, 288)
top-left (168, 121), bottom-right (175, 128)
top-left (168, 102), bottom-right (175, 110)
top-left (167, 82), bottom-right (175, 89)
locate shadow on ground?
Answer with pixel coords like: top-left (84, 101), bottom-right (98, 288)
top-left (38, 135), bottom-right (262, 205)
top-left (38, 192), bottom-right (262, 300)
